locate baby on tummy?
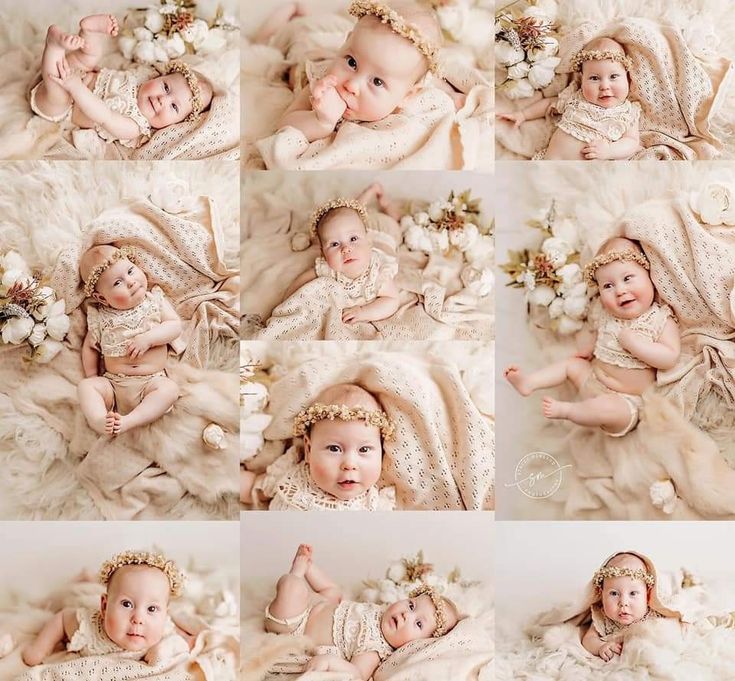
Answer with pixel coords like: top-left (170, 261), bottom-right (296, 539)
top-left (265, 544), bottom-right (460, 679)
top-left (32, 13), bottom-right (213, 148)
top-left (241, 383), bottom-right (396, 510)
top-left (22, 550), bottom-right (190, 666)
top-left (78, 245), bottom-right (182, 436)
top-left (505, 238), bottom-right (680, 437)
top-left (285, 184), bottom-right (400, 325)
top-left (497, 37), bottom-right (642, 160)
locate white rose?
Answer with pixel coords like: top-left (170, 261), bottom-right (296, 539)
top-left (28, 323), bottom-right (46, 346)
top-left (133, 27), bottom-right (153, 42)
top-left (414, 211), bottom-right (430, 226)
top-left (541, 237), bottom-right (573, 268)
top-left (461, 266), bottom-right (494, 297)
top-left (181, 19), bottom-right (209, 49)
top-left (118, 35), bottom-right (137, 60)
top-left (449, 223), bottom-right (479, 251)
top-left (425, 574), bottom-right (448, 591)
top-left (378, 580), bottom-right (399, 604)
top-left (506, 61), bottom-right (530, 80)
top-left (386, 562), bottom-right (408, 583)
top-left (241, 381), bottom-right (269, 417)
top-left (2, 269), bottom-right (32, 291)
top-left (0, 250), bottom-right (29, 274)
top-left (241, 430), bottom-right (265, 460)
top-left (197, 27), bottom-right (228, 56)
top-left (429, 229), bottom-right (449, 253)
top-left (404, 224), bottom-right (433, 253)
top-left (495, 39), bottom-right (524, 67)
top-left (504, 77), bottom-right (535, 100)
top-left (557, 314), bottom-right (584, 335)
top-left (45, 300), bottom-right (70, 341)
top-left (144, 8), bottom-right (165, 33)
top-left (291, 232), bottom-right (311, 252)
top-left (32, 286), bottom-right (56, 320)
top-left (550, 217), bottom-right (580, 249)
top-left (153, 42), bottom-right (169, 63)
top-left (428, 202), bottom-right (444, 222)
top-left (361, 588), bottom-right (380, 603)
top-left (2, 315), bottom-right (34, 344)
top-left (519, 270), bottom-right (536, 291)
top-left (150, 176), bottom-right (194, 213)
top-left (528, 284), bottom-right (556, 307)
top-left (527, 36), bottom-right (559, 62)
top-left (528, 56), bottom-right (560, 89)
top-left (690, 176), bottom-right (735, 226)
top-left (650, 479), bottom-right (677, 514)
top-left (34, 338), bottom-right (63, 363)
top-left (0, 633), bottom-right (14, 657)
top-left (156, 33), bottom-right (186, 59)
top-left (400, 215), bottom-right (415, 230)
top-left (465, 235), bottom-right (494, 268)
top-left (557, 263), bottom-right (582, 291)
top-left (548, 296), bottom-right (564, 319)
top-left (133, 40), bottom-right (157, 64)
top-left (562, 292), bottom-right (588, 319)
top-left (202, 423), bottom-right (226, 450)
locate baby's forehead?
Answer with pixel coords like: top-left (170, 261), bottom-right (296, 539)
top-left (350, 18), bottom-right (426, 75)
top-left (107, 564), bottom-right (169, 594)
top-left (319, 210), bottom-right (367, 235)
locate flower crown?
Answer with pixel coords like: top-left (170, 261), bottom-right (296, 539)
top-left (308, 198), bottom-right (369, 240)
top-left (571, 49), bottom-right (633, 73)
top-left (593, 566), bottom-right (655, 589)
top-left (83, 246), bottom-right (137, 298)
top-left (99, 550), bottom-right (185, 597)
top-left (348, 0), bottom-right (440, 75)
top-left (293, 403), bottom-right (396, 441)
top-left (583, 249), bottom-right (650, 287)
top-left (166, 60), bottom-right (204, 123)
top-left (409, 584), bottom-right (449, 637)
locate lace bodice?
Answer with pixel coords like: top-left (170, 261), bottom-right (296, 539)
top-left (86, 286), bottom-right (165, 357)
top-left (314, 249), bottom-right (397, 304)
top-left (554, 83), bottom-right (641, 144)
top-left (67, 608), bottom-right (128, 657)
top-left (332, 601), bottom-right (394, 661)
top-left (590, 603), bottom-right (661, 639)
top-left (92, 68), bottom-right (152, 148)
top-left (594, 302), bottom-right (673, 369)
top-left (258, 447), bottom-right (396, 511)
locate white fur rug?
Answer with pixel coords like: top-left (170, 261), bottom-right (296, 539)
top-left (0, 161), bottom-right (239, 520)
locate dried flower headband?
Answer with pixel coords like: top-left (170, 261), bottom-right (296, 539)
top-left (166, 60), bottom-right (204, 123)
top-left (293, 402), bottom-right (395, 441)
top-left (83, 246), bottom-right (137, 298)
top-left (583, 249), bottom-right (650, 287)
top-left (308, 198), bottom-right (369, 240)
top-left (593, 566), bottom-right (655, 589)
top-left (349, 0), bottom-right (440, 75)
top-left (99, 550), bottom-right (184, 597)
top-left (409, 584), bottom-right (449, 637)
top-left (571, 49), bottom-right (633, 73)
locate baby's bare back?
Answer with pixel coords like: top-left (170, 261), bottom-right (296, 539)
top-left (304, 600), bottom-right (338, 647)
top-left (592, 359), bottom-right (656, 396)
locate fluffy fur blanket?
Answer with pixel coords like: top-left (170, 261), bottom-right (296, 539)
top-left (0, 1), bottom-right (239, 160)
top-left (495, 0), bottom-right (735, 160)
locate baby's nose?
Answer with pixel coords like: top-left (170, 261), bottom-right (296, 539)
top-left (343, 77), bottom-right (359, 95)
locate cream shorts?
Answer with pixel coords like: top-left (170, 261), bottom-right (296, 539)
top-left (264, 603), bottom-right (314, 636)
top-left (103, 370), bottom-right (167, 416)
top-left (579, 372), bottom-right (643, 437)
top-left (29, 81), bottom-right (72, 123)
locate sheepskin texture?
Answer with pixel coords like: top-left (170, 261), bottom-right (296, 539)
top-left (495, 0), bottom-right (735, 160)
top-left (496, 161), bottom-right (735, 520)
top-left (0, 0), bottom-right (239, 160)
top-left (0, 161), bottom-right (240, 520)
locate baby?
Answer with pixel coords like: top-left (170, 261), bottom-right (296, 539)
top-left (505, 238), bottom-right (680, 437)
top-left (240, 383), bottom-right (396, 510)
top-left (284, 186), bottom-right (401, 325)
top-left (497, 37), bottom-right (642, 160)
top-left (22, 550), bottom-right (190, 666)
top-left (31, 13), bottom-right (213, 148)
top-left (265, 544), bottom-right (460, 679)
top-left (78, 245), bottom-right (182, 436)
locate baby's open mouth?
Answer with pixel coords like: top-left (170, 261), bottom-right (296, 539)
top-left (127, 632), bottom-right (145, 638)
top-left (619, 298), bottom-right (635, 307)
top-left (338, 479), bottom-right (358, 488)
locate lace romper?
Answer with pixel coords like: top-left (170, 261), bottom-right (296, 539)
top-left (331, 601), bottom-right (394, 661)
top-left (314, 249), bottom-right (398, 304)
top-left (67, 608), bottom-right (137, 658)
top-left (256, 447), bottom-right (396, 511)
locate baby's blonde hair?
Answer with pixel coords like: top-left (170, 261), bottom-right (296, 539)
top-left (313, 383), bottom-right (382, 413)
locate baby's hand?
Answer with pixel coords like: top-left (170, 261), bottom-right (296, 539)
top-left (127, 333), bottom-right (152, 359)
top-left (582, 139), bottom-right (611, 160)
top-left (495, 111), bottom-right (525, 128)
top-left (305, 654), bottom-right (336, 672)
top-left (310, 76), bottom-right (346, 128)
top-left (598, 640), bottom-right (622, 662)
top-left (342, 305), bottom-right (366, 325)
top-left (48, 57), bottom-right (83, 91)
top-left (617, 328), bottom-right (645, 350)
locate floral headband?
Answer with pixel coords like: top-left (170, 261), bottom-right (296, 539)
top-left (293, 403), bottom-right (396, 441)
top-left (593, 566), bottom-right (655, 589)
top-left (583, 249), bottom-right (650, 287)
top-left (83, 246), bottom-right (137, 298)
top-left (349, 0), bottom-right (440, 75)
top-left (166, 60), bottom-right (204, 123)
top-left (409, 584), bottom-right (449, 637)
top-left (571, 49), bottom-right (633, 73)
top-left (99, 550), bottom-right (185, 597)
top-left (308, 198), bottom-right (369, 239)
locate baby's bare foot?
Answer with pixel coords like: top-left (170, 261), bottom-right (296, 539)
top-left (542, 396), bottom-right (570, 420)
top-left (79, 14), bottom-right (119, 37)
top-left (113, 412), bottom-right (134, 435)
top-left (104, 410), bottom-right (119, 436)
top-left (504, 365), bottom-right (533, 396)
top-left (290, 544), bottom-right (312, 576)
top-left (46, 25), bottom-right (85, 52)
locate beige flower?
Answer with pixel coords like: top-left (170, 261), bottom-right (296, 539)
top-left (690, 176), bottom-right (735, 226)
top-left (2, 316), bottom-right (34, 344)
top-left (28, 323), bottom-right (46, 347)
top-left (34, 338), bottom-right (63, 363)
top-left (504, 77), bottom-right (534, 100)
top-left (144, 8), bottom-right (165, 33)
top-left (495, 39), bottom-right (524, 67)
top-left (528, 56), bottom-right (560, 89)
top-left (528, 284), bottom-right (556, 307)
top-left (202, 423), bottom-right (226, 450)
top-left (45, 300), bottom-right (70, 341)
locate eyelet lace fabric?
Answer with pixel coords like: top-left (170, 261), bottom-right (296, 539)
top-left (314, 249), bottom-right (397, 303)
top-left (92, 68), bottom-right (152, 148)
top-left (67, 608), bottom-right (127, 657)
top-left (332, 601), bottom-right (394, 661)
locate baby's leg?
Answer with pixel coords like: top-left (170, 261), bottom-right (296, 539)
top-left (542, 394), bottom-right (632, 434)
top-left (253, 2), bottom-right (308, 44)
top-left (114, 376), bottom-right (179, 435)
top-left (35, 25), bottom-right (85, 117)
top-left (21, 612), bottom-right (64, 667)
top-left (77, 376), bottom-right (116, 436)
top-left (241, 470), bottom-right (257, 504)
top-left (266, 544), bottom-right (313, 628)
top-left (70, 14), bottom-right (119, 72)
top-left (505, 357), bottom-right (591, 397)
top-left (304, 558), bottom-right (342, 604)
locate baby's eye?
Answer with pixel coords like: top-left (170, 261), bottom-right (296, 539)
top-left (602, 282), bottom-right (612, 289)
top-left (329, 241), bottom-right (340, 248)
top-left (128, 267), bottom-right (134, 274)
top-left (630, 591), bottom-right (639, 596)
top-left (350, 235), bottom-right (359, 242)
top-left (359, 446), bottom-right (372, 453)
top-left (148, 605), bottom-right (159, 613)
top-left (589, 75), bottom-right (599, 81)
top-left (372, 77), bottom-right (384, 87)
top-left (611, 73), bottom-right (619, 79)
top-left (624, 274), bottom-right (632, 281)
top-left (122, 600), bottom-right (133, 608)
top-left (114, 280), bottom-right (122, 287)
top-left (408, 600), bottom-right (415, 611)
top-left (416, 620), bottom-right (423, 629)
top-left (164, 82), bottom-right (170, 93)
top-left (346, 55), bottom-right (357, 70)
top-left (327, 445), bottom-right (341, 453)
top-left (172, 103), bottom-right (179, 113)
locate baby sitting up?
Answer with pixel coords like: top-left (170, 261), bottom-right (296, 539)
top-left (241, 383), bottom-right (396, 510)
top-left (265, 544), bottom-right (461, 679)
top-left (32, 13), bottom-right (213, 148)
top-left (78, 245), bottom-right (182, 436)
top-left (22, 550), bottom-right (191, 666)
top-left (505, 237), bottom-right (680, 437)
top-left (497, 37), bottom-right (642, 160)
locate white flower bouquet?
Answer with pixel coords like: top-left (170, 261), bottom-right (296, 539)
top-left (119, 0), bottom-right (238, 65)
top-left (240, 347), bottom-right (271, 463)
top-left (495, 0), bottom-right (560, 99)
top-left (501, 202), bottom-right (589, 335)
top-left (689, 171), bottom-right (735, 226)
top-left (0, 251), bottom-right (70, 363)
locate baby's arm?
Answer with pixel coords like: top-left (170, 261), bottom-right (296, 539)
top-left (575, 328), bottom-right (598, 360)
top-left (81, 331), bottom-right (101, 377)
top-left (581, 624), bottom-right (621, 661)
top-left (305, 651), bottom-right (380, 680)
top-left (496, 96), bottom-right (557, 127)
top-left (22, 609), bottom-right (78, 667)
top-left (284, 268), bottom-right (318, 299)
top-left (618, 318), bottom-right (680, 371)
top-left (240, 470), bottom-right (268, 504)
top-left (278, 77), bottom-right (346, 142)
top-left (127, 297), bottom-right (183, 359)
top-left (582, 121), bottom-right (642, 161)
top-left (342, 278), bottom-right (400, 325)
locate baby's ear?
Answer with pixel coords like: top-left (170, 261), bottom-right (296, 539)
top-left (100, 593), bottom-right (107, 615)
top-left (92, 291), bottom-right (107, 306)
top-left (303, 433), bottom-right (311, 463)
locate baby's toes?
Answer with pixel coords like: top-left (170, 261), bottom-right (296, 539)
top-left (109, 15), bottom-right (119, 36)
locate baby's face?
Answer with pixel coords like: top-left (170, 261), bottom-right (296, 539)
top-left (101, 565), bottom-right (170, 651)
top-left (581, 59), bottom-right (629, 108)
top-left (596, 259), bottom-right (654, 320)
top-left (601, 575), bottom-right (648, 625)
top-left (93, 258), bottom-right (148, 310)
top-left (381, 594), bottom-right (439, 648)
top-left (326, 19), bottom-right (425, 122)
top-left (138, 73), bottom-right (194, 128)
top-left (319, 213), bottom-right (372, 278)
top-left (305, 417), bottom-right (383, 501)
